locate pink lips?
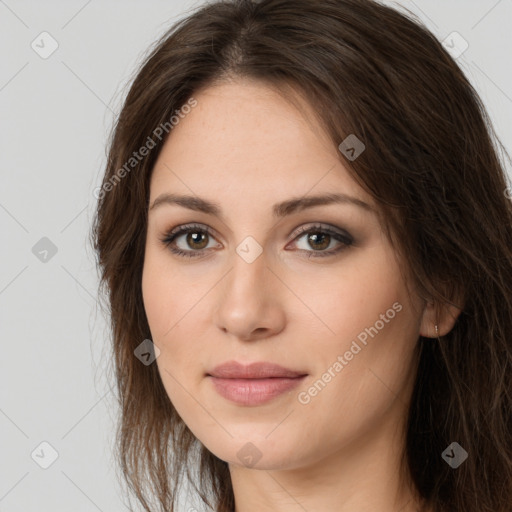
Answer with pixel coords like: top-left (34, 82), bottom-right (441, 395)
top-left (207, 360), bottom-right (307, 406)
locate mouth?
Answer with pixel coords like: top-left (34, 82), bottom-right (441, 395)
top-left (206, 360), bottom-right (308, 406)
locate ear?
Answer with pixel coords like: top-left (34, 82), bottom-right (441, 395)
top-left (419, 286), bottom-right (465, 338)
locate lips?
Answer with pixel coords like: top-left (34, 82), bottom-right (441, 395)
top-left (207, 360), bottom-right (307, 379)
top-left (206, 360), bottom-right (308, 406)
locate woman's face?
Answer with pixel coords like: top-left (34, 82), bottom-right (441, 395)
top-left (142, 78), bottom-right (426, 471)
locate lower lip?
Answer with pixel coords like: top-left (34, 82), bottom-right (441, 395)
top-left (208, 376), bottom-right (307, 406)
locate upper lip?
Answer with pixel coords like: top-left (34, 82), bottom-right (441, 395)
top-left (207, 360), bottom-right (307, 379)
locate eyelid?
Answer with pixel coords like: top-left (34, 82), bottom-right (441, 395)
top-left (288, 222), bottom-right (353, 243)
top-left (166, 222), bottom-right (218, 239)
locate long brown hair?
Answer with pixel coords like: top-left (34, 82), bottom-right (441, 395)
top-left (90, 0), bottom-right (512, 510)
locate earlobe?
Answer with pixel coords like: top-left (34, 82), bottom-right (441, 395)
top-left (419, 300), bottom-right (463, 338)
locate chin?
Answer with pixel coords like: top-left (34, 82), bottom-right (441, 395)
top-left (199, 430), bottom-right (306, 470)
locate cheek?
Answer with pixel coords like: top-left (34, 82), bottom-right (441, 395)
top-left (141, 255), bottom-right (171, 339)
top-left (290, 261), bottom-right (419, 456)
top-left (293, 243), bottom-right (407, 345)
top-left (142, 265), bottom-right (217, 447)
top-left (141, 248), bottom-right (209, 380)
top-left (292, 243), bottom-right (420, 400)
top-left (142, 247), bottom-right (199, 339)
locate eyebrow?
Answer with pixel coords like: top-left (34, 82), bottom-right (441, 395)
top-left (149, 193), bottom-right (375, 217)
top-left (149, 192), bottom-right (375, 217)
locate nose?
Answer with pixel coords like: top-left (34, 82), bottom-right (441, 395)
top-left (212, 247), bottom-right (286, 342)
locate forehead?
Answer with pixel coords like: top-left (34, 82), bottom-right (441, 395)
top-left (149, 79), bottom-right (373, 211)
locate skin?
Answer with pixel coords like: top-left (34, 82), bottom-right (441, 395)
top-left (141, 77), bottom-right (461, 512)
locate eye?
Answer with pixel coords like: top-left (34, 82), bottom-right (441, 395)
top-left (160, 223), bottom-right (354, 259)
top-left (287, 223), bottom-right (354, 258)
top-left (160, 223), bottom-right (220, 259)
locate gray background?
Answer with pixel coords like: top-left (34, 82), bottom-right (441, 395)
top-left (1, 1), bottom-right (511, 511)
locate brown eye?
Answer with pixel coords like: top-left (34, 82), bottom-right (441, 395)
top-left (304, 232), bottom-right (331, 251)
top-left (161, 223), bottom-right (220, 258)
top-left (289, 224), bottom-right (354, 258)
top-left (161, 222), bottom-right (354, 259)
top-left (184, 231), bottom-right (209, 250)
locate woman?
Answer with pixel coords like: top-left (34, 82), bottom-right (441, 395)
top-left (91, 0), bottom-right (512, 511)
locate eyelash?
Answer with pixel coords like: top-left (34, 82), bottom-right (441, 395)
top-left (160, 223), bottom-right (354, 259)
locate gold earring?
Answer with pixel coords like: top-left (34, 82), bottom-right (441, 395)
top-left (435, 324), bottom-right (439, 337)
